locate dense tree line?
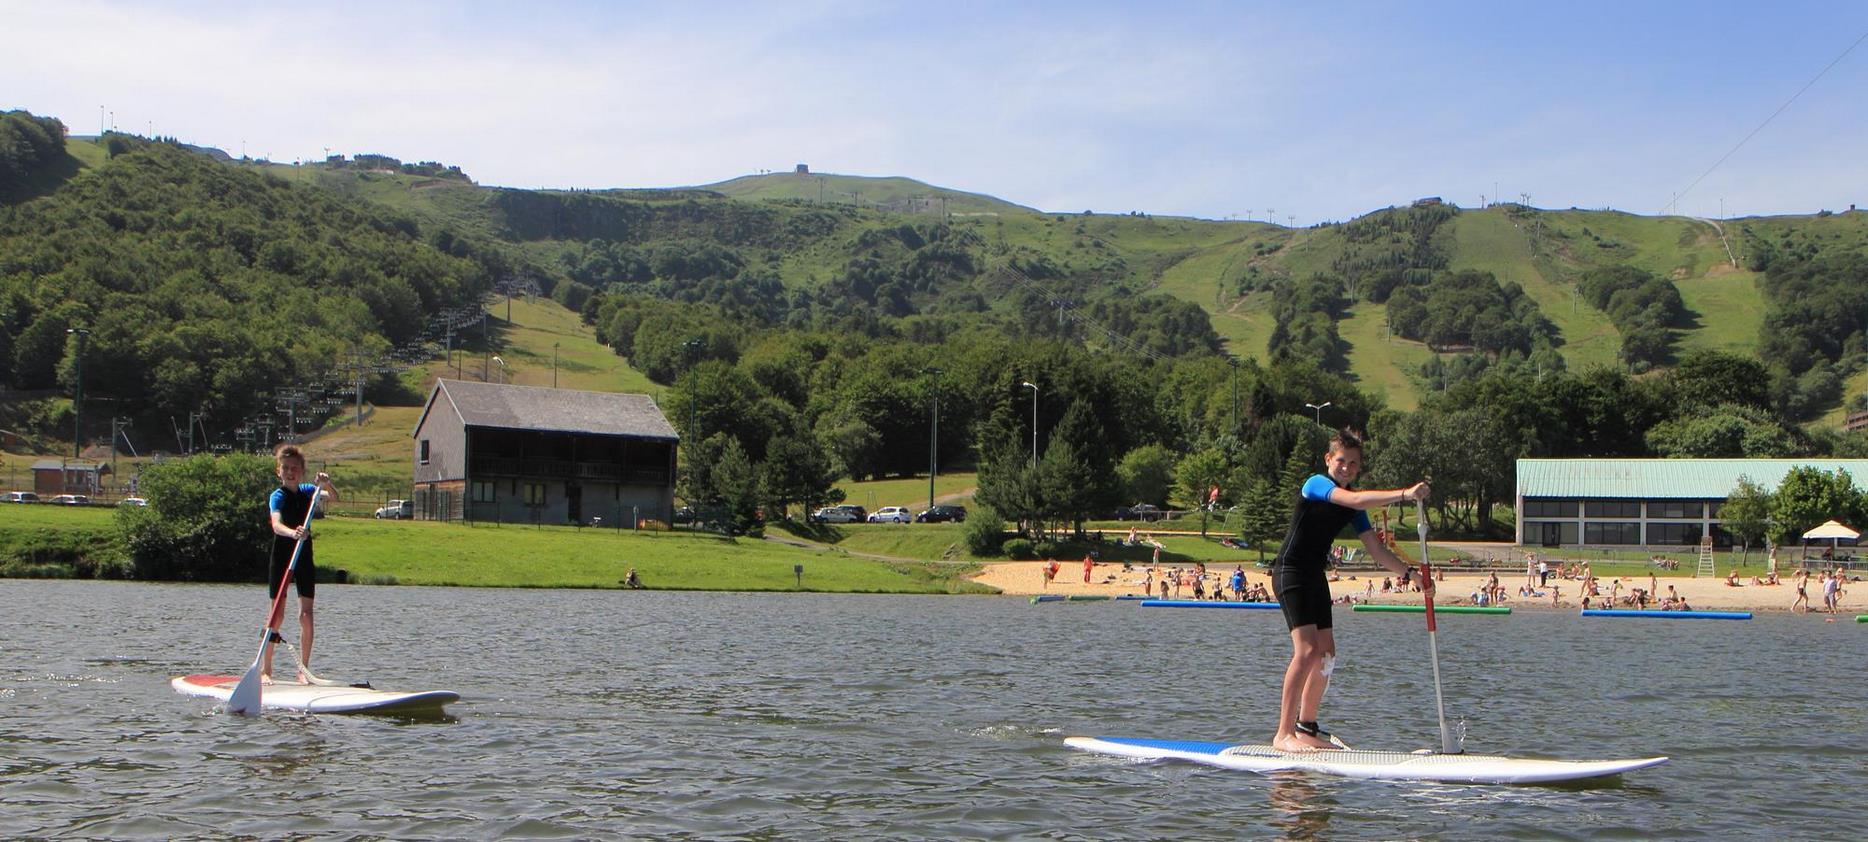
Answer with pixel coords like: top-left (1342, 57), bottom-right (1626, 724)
top-left (1332, 203), bottom-right (1456, 302)
top-left (1385, 269), bottom-right (1557, 356)
top-left (1577, 265), bottom-right (1688, 370)
top-left (1266, 274), bottom-right (1351, 373)
top-left (322, 153), bottom-right (470, 181)
top-left (0, 134), bottom-right (514, 440)
top-left (0, 110), bottom-right (69, 198)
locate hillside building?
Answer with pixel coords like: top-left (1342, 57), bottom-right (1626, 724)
top-left (31, 460), bottom-right (108, 495)
top-left (1515, 458), bottom-right (1868, 548)
top-left (410, 380), bottom-right (678, 526)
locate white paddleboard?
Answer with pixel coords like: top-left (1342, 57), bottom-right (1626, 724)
top-left (173, 674), bottom-right (459, 715)
top-left (1066, 736), bottom-right (1666, 784)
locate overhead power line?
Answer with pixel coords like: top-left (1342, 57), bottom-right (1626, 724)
top-left (1667, 27), bottom-right (1868, 214)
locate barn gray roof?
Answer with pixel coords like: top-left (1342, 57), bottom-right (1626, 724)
top-left (418, 379), bottom-right (678, 440)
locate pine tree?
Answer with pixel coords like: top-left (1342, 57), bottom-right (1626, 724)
top-left (1240, 476), bottom-right (1289, 565)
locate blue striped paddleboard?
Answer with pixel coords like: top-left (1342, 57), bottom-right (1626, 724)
top-left (1065, 737), bottom-right (1667, 784)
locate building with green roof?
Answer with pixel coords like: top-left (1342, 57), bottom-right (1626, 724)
top-left (1515, 458), bottom-right (1868, 548)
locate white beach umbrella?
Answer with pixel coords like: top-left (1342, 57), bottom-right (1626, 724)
top-left (1801, 520), bottom-right (1859, 559)
top-left (1801, 520), bottom-right (1859, 540)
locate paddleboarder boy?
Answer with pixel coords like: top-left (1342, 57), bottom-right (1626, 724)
top-left (1270, 429), bottom-right (1429, 752)
top-left (263, 444), bottom-right (339, 683)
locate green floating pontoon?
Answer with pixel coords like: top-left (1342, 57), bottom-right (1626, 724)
top-left (1857, 614), bottom-right (1867, 623)
top-left (1353, 604), bottom-right (1512, 615)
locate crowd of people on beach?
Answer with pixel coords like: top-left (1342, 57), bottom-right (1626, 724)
top-left (1043, 540), bottom-right (1857, 614)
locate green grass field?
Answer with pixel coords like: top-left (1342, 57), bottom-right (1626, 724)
top-left (1336, 302), bottom-right (1429, 411)
top-left (1674, 267), bottom-right (1763, 356)
top-left (0, 505), bottom-right (994, 592)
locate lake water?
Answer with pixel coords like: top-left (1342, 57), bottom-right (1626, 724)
top-left (3, 580), bottom-right (1864, 840)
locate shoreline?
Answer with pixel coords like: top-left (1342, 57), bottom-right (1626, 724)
top-left (970, 561), bottom-right (1856, 615)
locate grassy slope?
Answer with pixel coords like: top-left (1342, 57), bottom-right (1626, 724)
top-left (1447, 209), bottom-right (1622, 370)
top-left (186, 152), bottom-right (1860, 419)
top-left (1531, 211), bottom-right (1764, 358)
top-left (1150, 226), bottom-right (1287, 359)
top-left (1336, 302), bottom-right (1428, 411)
top-left (694, 172), bottom-right (1033, 215)
top-left (257, 164), bottom-right (499, 236)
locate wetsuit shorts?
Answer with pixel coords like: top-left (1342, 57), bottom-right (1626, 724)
top-left (1273, 564), bottom-right (1332, 631)
top-left (268, 538), bottom-right (316, 600)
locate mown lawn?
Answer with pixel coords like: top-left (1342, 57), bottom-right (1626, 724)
top-left (0, 505), bottom-right (993, 593)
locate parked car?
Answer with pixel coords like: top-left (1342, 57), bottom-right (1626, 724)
top-left (119, 496), bottom-right (148, 507)
top-left (50, 494), bottom-right (91, 506)
top-left (3, 491), bottom-right (40, 503)
top-left (672, 506), bottom-right (696, 524)
top-left (812, 505), bottom-right (861, 523)
top-left (374, 499), bottom-right (413, 519)
top-left (868, 506), bottom-right (913, 523)
top-left (1118, 503), bottom-right (1163, 522)
top-left (915, 505), bottom-right (968, 523)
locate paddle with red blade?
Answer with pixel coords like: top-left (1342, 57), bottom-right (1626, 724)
top-left (1418, 498), bottom-right (1461, 754)
top-left (227, 487), bottom-right (321, 716)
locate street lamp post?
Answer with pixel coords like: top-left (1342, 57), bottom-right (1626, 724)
top-left (1228, 358), bottom-right (1239, 442)
top-left (552, 342), bottom-right (560, 389)
top-left (1020, 381), bottom-right (1039, 468)
top-left (683, 339), bottom-right (705, 517)
top-left (1304, 400), bottom-right (1332, 428)
top-left (67, 327), bottom-right (90, 458)
top-left (925, 368), bottom-right (942, 511)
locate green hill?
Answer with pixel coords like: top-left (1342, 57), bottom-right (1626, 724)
top-left (692, 171), bottom-right (1035, 216)
top-left (14, 108), bottom-right (1868, 440)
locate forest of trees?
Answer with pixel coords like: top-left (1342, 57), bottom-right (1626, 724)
top-left (9, 107), bottom-right (1868, 553)
top-left (1578, 264), bottom-right (1688, 370)
top-left (0, 136), bottom-right (515, 439)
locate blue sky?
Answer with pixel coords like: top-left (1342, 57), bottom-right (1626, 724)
top-left (8, 1), bottom-right (1867, 222)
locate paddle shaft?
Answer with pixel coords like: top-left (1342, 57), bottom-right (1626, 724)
top-left (228, 487), bottom-right (319, 715)
top-left (1418, 500), bottom-right (1458, 754)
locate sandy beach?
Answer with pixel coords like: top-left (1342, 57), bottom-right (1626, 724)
top-left (970, 558), bottom-right (1856, 614)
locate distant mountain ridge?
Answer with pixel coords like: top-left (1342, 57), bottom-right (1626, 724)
top-left (10, 107), bottom-right (1868, 427)
top-left (689, 170), bottom-right (1036, 216)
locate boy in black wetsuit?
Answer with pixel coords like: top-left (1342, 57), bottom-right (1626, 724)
top-left (1269, 430), bottom-right (1428, 752)
top-left (262, 444), bottom-right (339, 683)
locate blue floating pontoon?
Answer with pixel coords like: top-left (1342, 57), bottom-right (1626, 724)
top-left (1140, 600), bottom-right (1281, 609)
top-left (1581, 608), bottom-right (1751, 620)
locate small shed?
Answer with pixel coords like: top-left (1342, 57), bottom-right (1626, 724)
top-left (32, 460), bottom-right (109, 495)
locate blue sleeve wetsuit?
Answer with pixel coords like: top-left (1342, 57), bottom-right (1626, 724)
top-left (1269, 474), bottom-right (1373, 630)
top-left (268, 483), bottom-right (319, 599)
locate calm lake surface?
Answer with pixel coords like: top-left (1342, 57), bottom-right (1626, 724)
top-left (3, 580), bottom-right (1864, 840)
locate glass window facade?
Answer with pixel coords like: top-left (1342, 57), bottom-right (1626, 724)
top-left (1585, 500), bottom-right (1641, 518)
top-left (1524, 521), bottom-right (1578, 545)
top-left (1523, 499), bottom-right (1578, 518)
top-left (1646, 522), bottom-right (1703, 545)
top-left (1648, 501), bottom-right (1703, 519)
top-left (1584, 522), bottom-right (1641, 544)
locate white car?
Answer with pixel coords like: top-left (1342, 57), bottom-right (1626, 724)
top-left (813, 506), bottom-right (861, 523)
top-left (868, 506), bottom-right (912, 523)
top-left (374, 499), bottom-right (413, 519)
top-left (3, 491), bottom-right (39, 503)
